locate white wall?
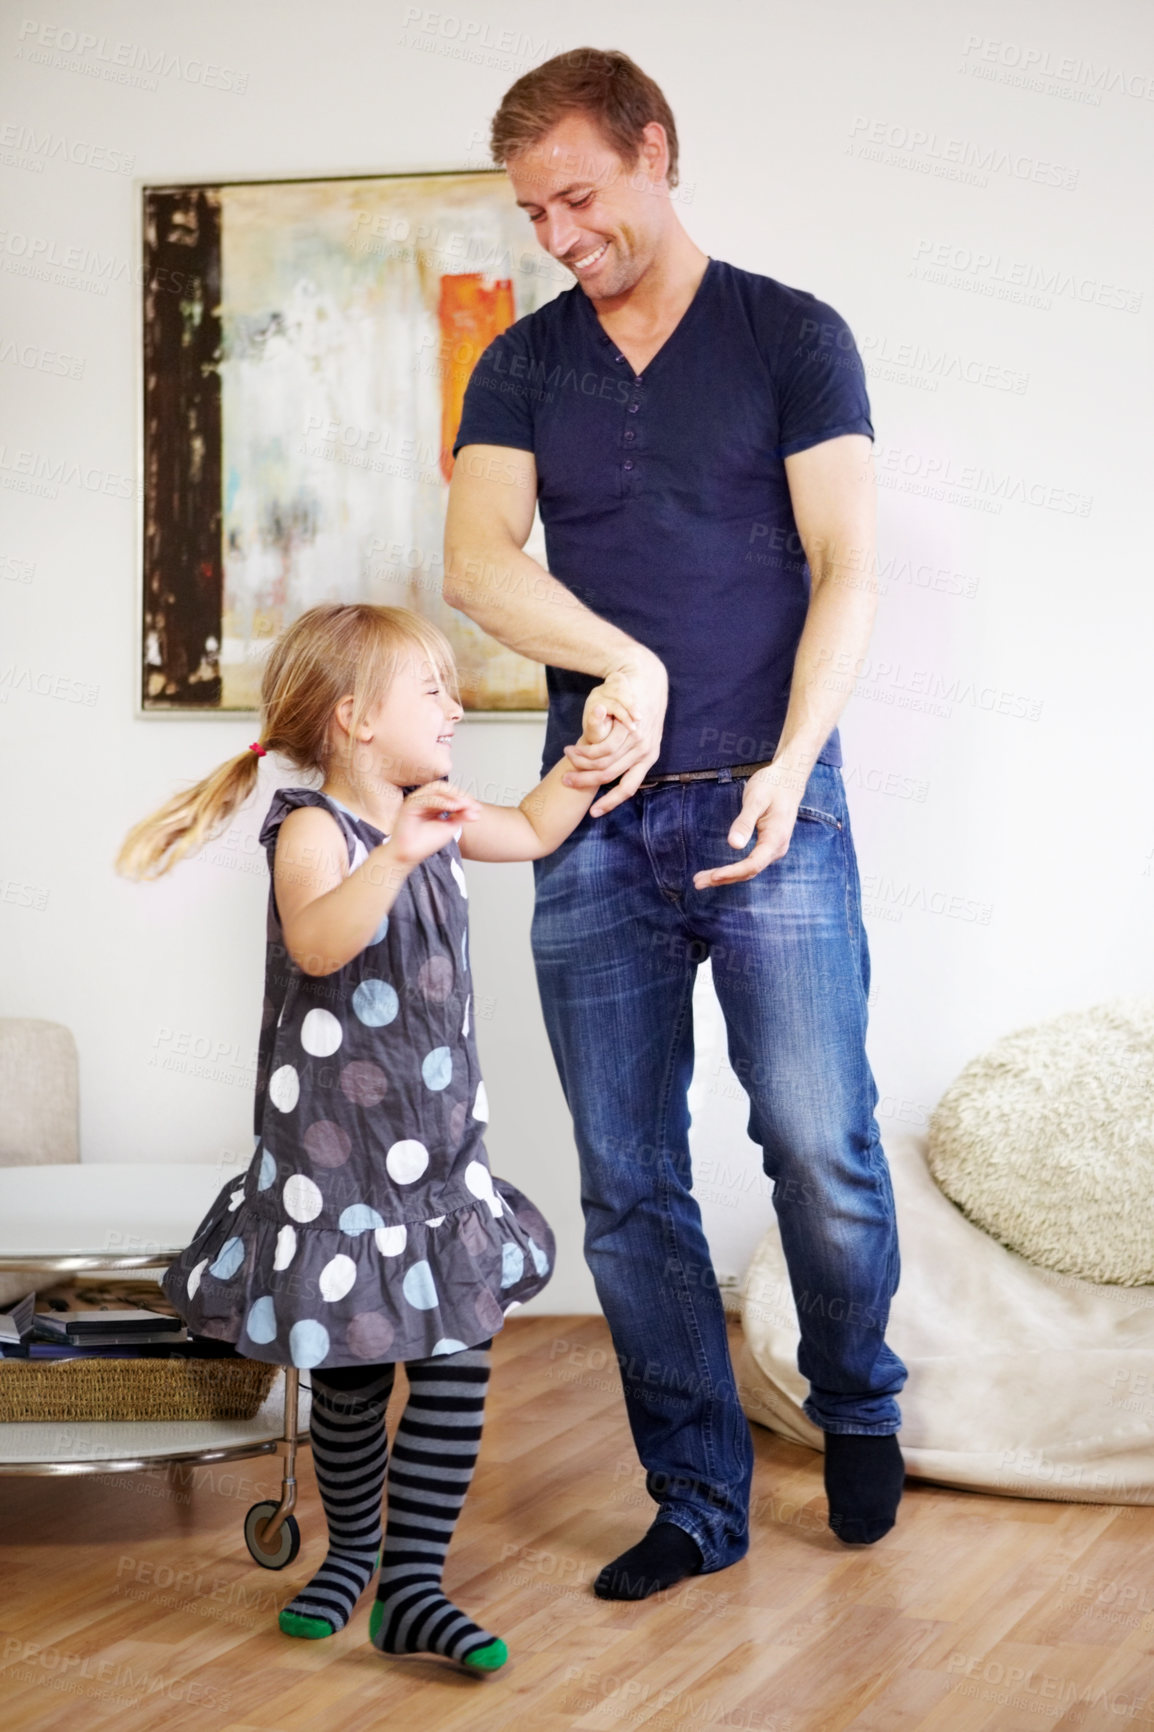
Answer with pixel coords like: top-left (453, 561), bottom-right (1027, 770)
top-left (3, 0), bottom-right (1151, 1312)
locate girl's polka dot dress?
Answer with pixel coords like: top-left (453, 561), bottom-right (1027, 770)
top-left (162, 787), bottom-right (555, 1369)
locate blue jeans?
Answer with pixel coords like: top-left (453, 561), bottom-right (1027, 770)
top-left (529, 761), bottom-right (907, 1572)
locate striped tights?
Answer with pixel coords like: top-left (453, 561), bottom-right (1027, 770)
top-left (278, 1340), bottom-right (504, 1670)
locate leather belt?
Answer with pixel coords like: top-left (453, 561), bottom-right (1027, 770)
top-left (635, 757), bottom-right (775, 790)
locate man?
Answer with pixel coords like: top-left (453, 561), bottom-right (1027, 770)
top-left (444, 47), bottom-right (908, 1599)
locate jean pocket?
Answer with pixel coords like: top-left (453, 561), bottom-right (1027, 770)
top-left (796, 803), bottom-right (842, 830)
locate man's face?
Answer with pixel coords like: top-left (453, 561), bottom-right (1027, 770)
top-left (507, 111), bottom-right (666, 301)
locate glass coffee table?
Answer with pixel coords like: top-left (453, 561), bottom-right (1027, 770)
top-left (0, 1162), bottom-right (311, 1567)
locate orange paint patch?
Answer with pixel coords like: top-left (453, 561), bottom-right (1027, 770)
top-left (437, 274), bottom-right (516, 482)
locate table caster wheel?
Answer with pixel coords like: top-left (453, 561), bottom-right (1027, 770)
top-left (244, 1500), bottom-right (301, 1569)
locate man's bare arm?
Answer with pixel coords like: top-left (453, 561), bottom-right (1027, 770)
top-left (773, 432), bottom-right (879, 790)
top-left (694, 432), bottom-right (879, 887)
top-left (444, 443), bottom-right (668, 815)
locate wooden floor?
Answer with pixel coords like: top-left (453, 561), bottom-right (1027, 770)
top-left (3, 1314), bottom-right (1154, 1731)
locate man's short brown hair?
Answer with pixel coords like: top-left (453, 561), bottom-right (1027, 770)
top-left (489, 47), bottom-right (680, 190)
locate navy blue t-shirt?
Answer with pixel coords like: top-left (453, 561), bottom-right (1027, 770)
top-left (452, 256), bottom-right (874, 777)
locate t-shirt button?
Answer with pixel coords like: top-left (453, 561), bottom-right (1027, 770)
top-left (614, 354), bottom-right (624, 363)
top-left (623, 460), bottom-right (634, 471)
top-left (628, 401), bottom-right (640, 413)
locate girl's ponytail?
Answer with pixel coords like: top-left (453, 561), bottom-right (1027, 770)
top-left (115, 744), bottom-right (267, 881)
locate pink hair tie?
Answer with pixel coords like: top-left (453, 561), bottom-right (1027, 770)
top-left (248, 741), bottom-right (267, 757)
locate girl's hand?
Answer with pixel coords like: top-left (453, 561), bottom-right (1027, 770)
top-left (561, 653), bottom-right (669, 818)
top-left (387, 782), bottom-right (482, 868)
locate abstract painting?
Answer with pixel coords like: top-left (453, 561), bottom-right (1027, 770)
top-left (141, 171), bottom-right (565, 712)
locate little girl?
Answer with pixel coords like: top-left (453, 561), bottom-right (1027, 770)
top-left (116, 601), bottom-right (608, 1674)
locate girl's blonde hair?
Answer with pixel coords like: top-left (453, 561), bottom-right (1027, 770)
top-left (116, 604), bottom-right (460, 881)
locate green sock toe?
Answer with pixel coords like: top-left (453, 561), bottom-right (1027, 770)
top-left (279, 1609), bottom-right (337, 1640)
top-left (462, 1637), bottom-right (508, 1672)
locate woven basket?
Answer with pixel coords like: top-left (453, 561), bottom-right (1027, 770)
top-left (0, 1275), bottom-right (278, 1423)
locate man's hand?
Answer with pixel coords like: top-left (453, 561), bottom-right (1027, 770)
top-left (692, 762), bottom-right (810, 888)
top-left (560, 655), bottom-right (669, 818)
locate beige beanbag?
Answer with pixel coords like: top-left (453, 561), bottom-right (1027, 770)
top-left (737, 1129), bottom-right (1154, 1504)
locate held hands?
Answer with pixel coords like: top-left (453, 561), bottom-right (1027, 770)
top-left (560, 654), bottom-right (669, 818)
top-left (387, 783), bottom-right (481, 869)
top-left (692, 762), bottom-right (808, 889)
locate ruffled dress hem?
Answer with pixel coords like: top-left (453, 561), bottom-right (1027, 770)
top-left (161, 1172), bottom-right (554, 1370)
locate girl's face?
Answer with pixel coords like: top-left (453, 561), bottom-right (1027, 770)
top-left (359, 651), bottom-right (462, 788)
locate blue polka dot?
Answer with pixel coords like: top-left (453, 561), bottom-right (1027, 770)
top-left (501, 1243), bottom-right (525, 1287)
top-left (421, 1046), bottom-right (452, 1091)
top-left (370, 913), bottom-right (389, 945)
top-left (528, 1237), bottom-right (550, 1276)
top-left (461, 930), bottom-right (468, 971)
top-left (257, 1148), bottom-right (276, 1191)
top-left (246, 1295), bottom-right (277, 1344)
top-left (402, 1260), bottom-right (438, 1310)
top-left (352, 978), bottom-right (399, 1027)
top-left (432, 1338), bottom-right (468, 1354)
top-left (209, 1237), bottom-right (244, 1280)
top-left (339, 1203), bottom-right (385, 1235)
top-left (289, 1319), bottom-right (331, 1368)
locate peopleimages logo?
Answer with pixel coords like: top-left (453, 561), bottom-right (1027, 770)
top-left (959, 33), bottom-right (1154, 103)
top-left (910, 239), bottom-right (1142, 314)
top-left (14, 19), bottom-right (249, 93)
top-left (847, 116), bottom-right (1079, 189)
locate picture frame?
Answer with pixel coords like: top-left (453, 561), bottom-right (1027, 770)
top-left (136, 167), bottom-right (565, 717)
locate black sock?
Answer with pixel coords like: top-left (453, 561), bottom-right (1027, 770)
top-left (823, 1432), bottom-right (905, 1544)
top-left (594, 1520), bottom-right (704, 1600)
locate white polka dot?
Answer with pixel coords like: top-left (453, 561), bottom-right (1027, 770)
top-left (273, 1224), bottom-right (297, 1270)
top-left (283, 1172), bottom-right (323, 1222)
top-left (462, 993), bottom-right (471, 1038)
top-left (451, 825), bottom-right (463, 843)
top-left (424, 1215), bottom-right (445, 1228)
top-left (432, 1338), bottom-right (468, 1354)
top-left (350, 838), bottom-right (369, 870)
top-left (386, 1139), bottom-right (429, 1184)
top-left (269, 1064), bottom-right (300, 1112)
top-left (464, 1161), bottom-right (493, 1200)
top-left (464, 1164), bottom-right (503, 1217)
top-left (300, 1008), bottom-right (343, 1057)
top-left (187, 1258), bottom-right (208, 1299)
top-left (473, 1080), bottom-right (489, 1122)
top-left (402, 1260), bottom-right (438, 1310)
top-left (450, 856), bottom-right (468, 899)
top-left (374, 1224), bottom-right (407, 1257)
top-left (318, 1254), bottom-right (357, 1302)
top-left (503, 1299), bottom-right (523, 1314)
